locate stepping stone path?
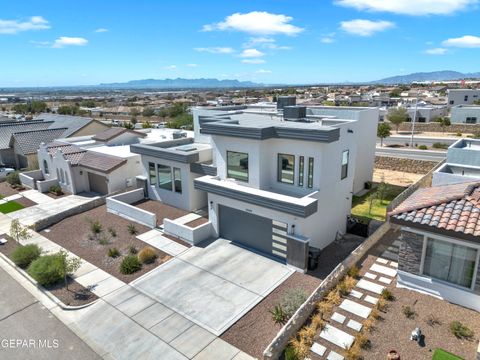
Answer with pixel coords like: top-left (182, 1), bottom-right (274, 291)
top-left (310, 255), bottom-right (398, 359)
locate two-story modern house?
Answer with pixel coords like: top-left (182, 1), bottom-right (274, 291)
top-left (130, 98), bottom-right (379, 271)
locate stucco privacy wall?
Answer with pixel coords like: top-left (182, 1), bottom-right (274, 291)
top-left (163, 218), bottom-right (214, 245)
top-left (263, 222), bottom-right (391, 360)
top-left (20, 170), bottom-right (43, 189)
top-left (106, 189), bottom-right (156, 228)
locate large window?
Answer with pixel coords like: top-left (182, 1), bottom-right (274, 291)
top-left (149, 162), bottom-right (156, 186)
top-left (423, 238), bottom-right (478, 289)
top-left (43, 160), bottom-right (49, 175)
top-left (341, 150), bottom-right (349, 180)
top-left (466, 117), bottom-right (477, 124)
top-left (227, 151), bottom-right (249, 182)
top-left (307, 157), bottom-right (314, 188)
top-left (157, 164), bottom-right (172, 191)
top-left (278, 154), bottom-right (295, 184)
top-left (173, 167), bottom-right (182, 193)
top-left (298, 156), bottom-right (304, 187)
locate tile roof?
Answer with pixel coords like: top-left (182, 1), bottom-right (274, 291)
top-left (0, 120), bottom-right (53, 149)
top-left (35, 113), bottom-right (97, 137)
top-left (78, 151), bottom-right (126, 173)
top-left (389, 181), bottom-right (480, 237)
top-left (10, 128), bottom-right (68, 155)
top-left (92, 127), bottom-right (147, 142)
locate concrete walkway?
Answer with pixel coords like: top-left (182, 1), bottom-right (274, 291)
top-left (21, 189), bottom-right (56, 204)
top-left (137, 229), bottom-right (189, 256)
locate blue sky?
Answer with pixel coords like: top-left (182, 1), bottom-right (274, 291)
top-left (1, 0), bottom-right (480, 86)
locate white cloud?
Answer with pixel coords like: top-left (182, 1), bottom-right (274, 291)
top-left (256, 69), bottom-right (272, 74)
top-left (194, 47), bottom-right (235, 54)
top-left (0, 16), bottom-right (50, 34)
top-left (335, 0), bottom-right (476, 16)
top-left (425, 48), bottom-right (448, 55)
top-left (163, 65), bottom-right (177, 70)
top-left (442, 35), bottom-right (480, 48)
top-left (242, 59), bottom-right (266, 64)
top-left (187, 63), bottom-right (198, 67)
top-left (340, 19), bottom-right (395, 36)
top-left (52, 37), bottom-right (88, 48)
top-left (243, 37), bottom-right (291, 50)
top-left (30, 40), bottom-right (51, 48)
top-left (240, 48), bottom-right (265, 58)
top-left (94, 28), bottom-right (108, 33)
top-left (203, 11), bottom-right (303, 36)
top-left (321, 33), bottom-right (336, 43)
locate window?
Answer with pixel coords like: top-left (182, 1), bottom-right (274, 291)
top-left (173, 167), bottom-right (182, 193)
top-left (466, 117), bottom-right (477, 124)
top-left (418, 117), bottom-right (426, 123)
top-left (423, 238), bottom-right (478, 289)
top-left (60, 169), bottom-right (65, 184)
top-left (227, 151), bottom-right (248, 182)
top-left (277, 154), bottom-right (295, 184)
top-left (449, 100), bottom-right (454, 105)
top-left (307, 157), bottom-right (314, 188)
top-left (464, 95), bottom-right (469, 102)
top-left (149, 162), bottom-right (156, 186)
top-left (341, 150), bottom-right (349, 180)
top-left (43, 160), bottom-right (49, 174)
top-left (157, 164), bottom-right (172, 191)
top-left (298, 156), bottom-right (304, 187)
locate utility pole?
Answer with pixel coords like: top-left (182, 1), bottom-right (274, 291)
top-left (410, 91), bottom-right (419, 148)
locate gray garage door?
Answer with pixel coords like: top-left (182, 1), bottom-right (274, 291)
top-left (219, 205), bottom-right (287, 261)
top-left (88, 172), bottom-right (108, 195)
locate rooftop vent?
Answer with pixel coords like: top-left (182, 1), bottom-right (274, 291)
top-left (277, 96), bottom-right (296, 110)
top-left (283, 106), bottom-right (307, 121)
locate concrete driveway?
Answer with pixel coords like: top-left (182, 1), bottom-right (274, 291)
top-left (132, 239), bottom-right (293, 335)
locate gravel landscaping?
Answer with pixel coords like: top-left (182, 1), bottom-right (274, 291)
top-left (134, 199), bottom-right (190, 226)
top-left (185, 217), bottom-right (209, 228)
top-left (0, 182), bottom-right (25, 197)
top-left (41, 205), bottom-right (172, 283)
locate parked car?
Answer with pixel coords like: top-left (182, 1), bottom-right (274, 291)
top-left (0, 167), bottom-right (15, 180)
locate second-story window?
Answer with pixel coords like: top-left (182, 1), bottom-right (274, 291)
top-left (227, 151), bottom-right (248, 182)
top-left (149, 162), bottom-right (156, 186)
top-left (173, 167), bottom-right (182, 193)
top-left (307, 157), bottom-right (314, 188)
top-left (341, 150), bottom-right (349, 180)
top-left (278, 154), bottom-right (295, 184)
top-left (157, 164), bottom-right (172, 191)
top-left (298, 156), bottom-right (304, 186)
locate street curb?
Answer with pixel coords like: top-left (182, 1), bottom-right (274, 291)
top-left (0, 251), bottom-right (98, 311)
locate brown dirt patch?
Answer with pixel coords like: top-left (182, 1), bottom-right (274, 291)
top-left (41, 205), bottom-right (172, 283)
top-left (134, 200), bottom-right (189, 226)
top-left (221, 272), bottom-right (322, 359)
top-left (45, 191), bottom-right (70, 200)
top-left (0, 182), bottom-right (25, 197)
top-left (184, 217), bottom-right (209, 228)
top-left (373, 168), bottom-right (423, 187)
top-left (14, 196), bottom-right (36, 208)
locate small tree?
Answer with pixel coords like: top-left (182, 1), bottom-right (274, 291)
top-left (10, 219), bottom-right (31, 245)
top-left (388, 107), bottom-right (408, 133)
top-left (377, 123), bottom-right (391, 147)
top-left (367, 191), bottom-right (378, 215)
top-left (59, 250), bottom-right (81, 290)
top-left (436, 117), bottom-right (451, 133)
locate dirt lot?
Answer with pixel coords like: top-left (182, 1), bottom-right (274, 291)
top-left (42, 205), bottom-right (171, 283)
top-left (134, 200), bottom-right (190, 226)
top-left (374, 168), bottom-right (424, 187)
top-left (0, 182), bottom-right (25, 197)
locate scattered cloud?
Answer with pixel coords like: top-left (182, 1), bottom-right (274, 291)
top-left (243, 37), bottom-right (291, 50)
top-left (203, 11), bottom-right (303, 36)
top-left (321, 33), bottom-right (336, 43)
top-left (194, 47), bottom-right (235, 54)
top-left (425, 47), bottom-right (448, 55)
top-left (335, 0), bottom-right (476, 16)
top-left (187, 63), bottom-right (198, 67)
top-left (52, 37), bottom-right (88, 48)
top-left (94, 28), bottom-right (108, 33)
top-left (240, 48), bottom-right (265, 58)
top-left (442, 35), bottom-right (480, 48)
top-left (163, 65), bottom-right (177, 70)
top-left (340, 19), bottom-right (395, 36)
top-left (0, 16), bottom-right (50, 34)
top-left (242, 59), bottom-right (266, 64)
top-left (256, 69), bottom-right (272, 74)
top-left (30, 40), bottom-right (51, 48)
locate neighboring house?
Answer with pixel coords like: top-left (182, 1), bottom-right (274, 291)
top-left (131, 99), bottom-right (379, 270)
top-left (447, 89), bottom-right (480, 106)
top-left (389, 181), bottom-right (480, 312)
top-left (405, 105), bottom-right (448, 123)
top-left (433, 138), bottom-right (480, 186)
top-left (91, 127), bottom-right (147, 146)
top-left (34, 113), bottom-right (110, 137)
top-left (450, 105), bottom-right (480, 124)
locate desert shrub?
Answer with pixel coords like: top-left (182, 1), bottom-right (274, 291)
top-left (10, 244), bottom-right (41, 268)
top-left (317, 300), bottom-right (333, 319)
top-left (108, 247), bottom-right (120, 258)
top-left (128, 245), bottom-right (138, 255)
top-left (98, 234), bottom-right (110, 245)
top-left (450, 321), bottom-right (474, 340)
top-left (347, 265), bottom-right (360, 279)
top-left (356, 333), bottom-right (371, 349)
top-left (426, 314), bottom-right (441, 327)
top-left (270, 304), bottom-right (285, 324)
top-left (49, 185), bottom-right (63, 195)
top-left (338, 276), bottom-right (356, 296)
top-left (456, 132), bottom-right (462, 137)
top-left (363, 318), bottom-right (375, 332)
top-left (298, 325), bottom-right (316, 346)
top-left (127, 223), bottom-right (138, 235)
top-left (402, 305), bottom-right (416, 319)
top-left (27, 254), bottom-right (65, 286)
top-left (6, 171), bottom-right (20, 186)
top-left (281, 288), bottom-right (307, 318)
top-left (108, 227), bottom-right (117, 237)
top-left (381, 288), bottom-right (394, 301)
top-left (89, 219), bottom-right (102, 234)
top-left (418, 145), bottom-right (428, 150)
top-left (284, 345), bottom-right (299, 360)
top-left (370, 309), bottom-right (381, 320)
top-left (432, 142), bottom-right (449, 149)
top-left (138, 246), bottom-right (157, 264)
top-left (310, 313), bottom-right (325, 331)
top-left (325, 289), bottom-right (342, 306)
top-left (376, 298), bottom-right (388, 312)
top-left (345, 344), bottom-right (361, 360)
top-left (288, 337), bottom-right (309, 360)
top-left (119, 255), bottom-right (141, 274)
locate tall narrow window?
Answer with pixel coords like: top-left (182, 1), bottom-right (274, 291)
top-left (149, 162), bottom-right (156, 186)
top-left (157, 164), bottom-right (172, 191)
top-left (227, 151), bottom-right (248, 182)
top-left (307, 157), bottom-right (314, 188)
top-left (277, 154), bottom-right (295, 184)
top-left (298, 156), bottom-right (304, 187)
top-left (173, 167), bottom-right (182, 193)
top-left (341, 150), bottom-right (349, 180)
top-left (43, 160), bottom-right (49, 174)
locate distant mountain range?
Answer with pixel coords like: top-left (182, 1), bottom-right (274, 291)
top-left (98, 78), bottom-right (262, 89)
top-left (371, 70), bottom-right (480, 84)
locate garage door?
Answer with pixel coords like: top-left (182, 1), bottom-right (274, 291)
top-left (88, 172), bottom-right (108, 195)
top-left (219, 205), bottom-right (287, 261)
